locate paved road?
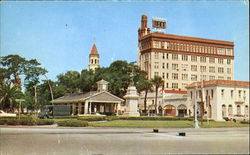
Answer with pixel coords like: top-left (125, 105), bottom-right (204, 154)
top-left (0, 127), bottom-right (249, 154)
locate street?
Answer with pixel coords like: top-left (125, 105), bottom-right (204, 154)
top-left (0, 127), bottom-right (249, 154)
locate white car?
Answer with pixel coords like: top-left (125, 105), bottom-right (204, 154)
top-left (0, 110), bottom-right (17, 117)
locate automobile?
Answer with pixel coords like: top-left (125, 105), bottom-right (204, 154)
top-left (227, 115), bottom-right (249, 122)
top-left (78, 113), bottom-right (106, 116)
top-left (0, 110), bottom-right (17, 117)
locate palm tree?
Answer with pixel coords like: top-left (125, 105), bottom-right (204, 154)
top-left (151, 76), bottom-right (164, 115)
top-left (0, 83), bottom-right (23, 112)
top-left (137, 79), bottom-right (153, 114)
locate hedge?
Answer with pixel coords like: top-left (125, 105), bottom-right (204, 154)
top-left (240, 120), bottom-right (250, 124)
top-left (0, 118), bottom-right (55, 126)
top-left (57, 120), bottom-right (88, 127)
top-left (77, 116), bottom-right (106, 122)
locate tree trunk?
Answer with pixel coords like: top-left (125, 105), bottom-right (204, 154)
top-left (34, 86), bottom-right (37, 108)
top-left (144, 89), bottom-right (148, 114)
top-left (155, 87), bottom-right (158, 115)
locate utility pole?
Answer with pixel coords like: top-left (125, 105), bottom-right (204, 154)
top-left (44, 75), bottom-right (54, 101)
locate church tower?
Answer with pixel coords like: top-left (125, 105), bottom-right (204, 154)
top-left (88, 44), bottom-right (100, 72)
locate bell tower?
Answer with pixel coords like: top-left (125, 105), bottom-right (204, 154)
top-left (88, 43), bottom-right (100, 72)
top-left (138, 14), bottom-right (150, 39)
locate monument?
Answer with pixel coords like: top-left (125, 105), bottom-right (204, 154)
top-left (123, 84), bottom-right (140, 116)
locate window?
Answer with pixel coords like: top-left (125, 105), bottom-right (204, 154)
top-left (200, 75), bottom-right (206, 81)
top-left (218, 58), bottom-right (224, 64)
top-left (228, 105), bottom-right (233, 117)
top-left (209, 57), bottom-right (215, 63)
top-left (218, 76), bottom-right (224, 80)
top-left (191, 74), bottom-right (197, 81)
top-left (166, 73), bottom-right (169, 79)
top-left (200, 56), bottom-right (206, 62)
top-left (227, 59), bottom-right (231, 65)
top-left (166, 83), bottom-right (169, 88)
top-left (221, 89), bottom-right (224, 97)
top-left (172, 73), bottom-right (178, 80)
top-left (154, 72), bottom-right (159, 77)
top-left (172, 54), bottom-right (178, 60)
top-left (162, 63), bottom-right (165, 69)
top-left (154, 52), bottom-right (159, 59)
top-left (182, 74), bottom-right (188, 80)
top-left (231, 90), bottom-right (234, 98)
top-left (172, 83), bottom-right (178, 89)
top-left (182, 64), bottom-right (188, 71)
top-left (218, 67), bottom-right (224, 73)
top-left (222, 105), bottom-right (226, 117)
top-left (172, 64), bottom-right (178, 70)
top-left (182, 83), bottom-right (187, 89)
top-left (209, 76), bottom-right (215, 80)
top-left (162, 53), bottom-right (165, 59)
top-left (182, 55), bottom-right (188, 61)
top-left (237, 105), bottom-right (241, 115)
top-left (200, 66), bottom-right (206, 72)
top-left (166, 63), bottom-right (169, 69)
top-left (227, 77), bottom-right (231, 80)
top-left (191, 56), bottom-right (197, 62)
top-left (162, 73), bottom-right (165, 79)
top-left (227, 68), bottom-right (231, 74)
top-left (211, 89), bottom-right (214, 98)
top-left (166, 53), bottom-right (169, 59)
top-left (153, 41), bottom-right (160, 48)
top-left (191, 65), bottom-right (197, 71)
top-left (245, 105), bottom-right (249, 117)
top-left (154, 62), bottom-right (159, 69)
top-left (209, 66), bottom-right (215, 73)
top-left (238, 90), bottom-right (242, 98)
top-left (190, 91), bottom-right (193, 99)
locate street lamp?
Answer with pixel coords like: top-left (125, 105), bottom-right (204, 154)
top-left (194, 83), bottom-right (199, 128)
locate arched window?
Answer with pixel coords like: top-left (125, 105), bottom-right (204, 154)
top-left (222, 105), bottom-right (226, 117)
top-left (245, 105), bottom-right (249, 117)
top-left (237, 105), bottom-right (241, 116)
top-left (228, 105), bottom-right (233, 117)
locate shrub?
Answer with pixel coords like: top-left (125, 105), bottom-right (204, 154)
top-left (18, 118), bottom-right (36, 125)
top-left (240, 120), bottom-right (250, 124)
top-left (53, 116), bottom-right (78, 119)
top-left (78, 116), bottom-right (106, 122)
top-left (6, 119), bottom-right (20, 125)
top-left (57, 120), bottom-right (88, 127)
top-left (0, 119), bottom-right (7, 125)
top-left (36, 119), bottom-right (55, 125)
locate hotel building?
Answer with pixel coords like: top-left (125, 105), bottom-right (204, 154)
top-left (138, 14), bottom-right (234, 90)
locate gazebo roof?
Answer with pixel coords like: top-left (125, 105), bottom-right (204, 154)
top-left (51, 91), bottom-right (124, 104)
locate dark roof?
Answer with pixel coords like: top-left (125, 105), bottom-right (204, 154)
top-left (51, 91), bottom-right (124, 104)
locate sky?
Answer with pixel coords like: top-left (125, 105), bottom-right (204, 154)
top-left (1, 1), bottom-right (249, 82)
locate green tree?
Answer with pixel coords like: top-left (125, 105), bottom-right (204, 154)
top-left (0, 83), bottom-right (23, 112)
top-left (151, 76), bottom-right (164, 115)
top-left (57, 70), bottom-right (81, 93)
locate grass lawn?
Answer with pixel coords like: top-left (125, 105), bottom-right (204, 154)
top-left (89, 120), bottom-right (249, 128)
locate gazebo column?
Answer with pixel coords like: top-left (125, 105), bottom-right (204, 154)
top-left (78, 103), bottom-right (82, 114)
top-left (72, 103), bottom-right (76, 115)
top-left (84, 101), bottom-right (89, 114)
top-left (89, 102), bottom-right (92, 114)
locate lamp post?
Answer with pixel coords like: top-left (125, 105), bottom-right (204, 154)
top-left (194, 83), bottom-right (199, 128)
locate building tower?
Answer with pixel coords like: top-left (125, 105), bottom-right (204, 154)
top-left (138, 14), bottom-right (151, 39)
top-left (89, 43), bottom-right (100, 72)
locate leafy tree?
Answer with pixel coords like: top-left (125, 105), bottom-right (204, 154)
top-left (151, 76), bottom-right (164, 115)
top-left (57, 70), bottom-right (81, 93)
top-left (0, 83), bottom-right (23, 112)
top-left (79, 69), bottom-right (95, 92)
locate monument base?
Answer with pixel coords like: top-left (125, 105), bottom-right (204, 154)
top-left (123, 112), bottom-right (140, 117)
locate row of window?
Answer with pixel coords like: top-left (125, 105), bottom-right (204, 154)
top-left (154, 62), bottom-right (232, 74)
top-left (222, 104), bottom-right (249, 117)
top-left (155, 72), bottom-right (232, 81)
top-left (221, 89), bottom-right (247, 99)
top-left (151, 41), bottom-right (233, 56)
top-left (150, 52), bottom-right (232, 64)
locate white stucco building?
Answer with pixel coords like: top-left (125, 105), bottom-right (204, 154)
top-left (186, 80), bottom-right (249, 121)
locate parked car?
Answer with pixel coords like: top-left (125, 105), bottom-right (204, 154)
top-left (0, 110), bottom-right (16, 117)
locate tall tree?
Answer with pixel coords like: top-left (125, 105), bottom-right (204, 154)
top-left (151, 76), bottom-right (164, 115)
